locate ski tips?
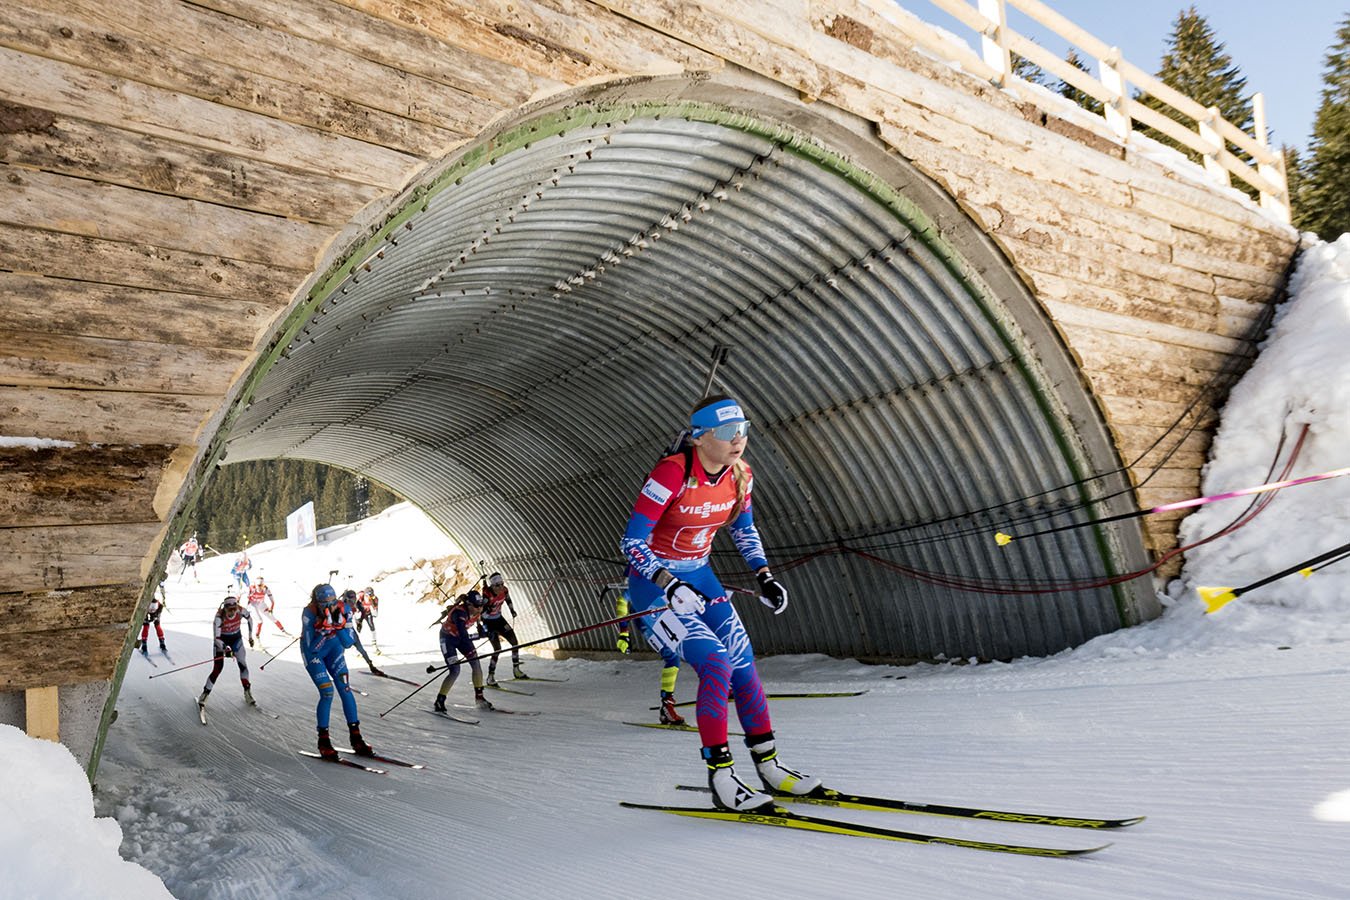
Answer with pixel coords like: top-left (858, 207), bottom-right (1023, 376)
top-left (994, 532), bottom-right (1013, 546)
top-left (1197, 586), bottom-right (1238, 613)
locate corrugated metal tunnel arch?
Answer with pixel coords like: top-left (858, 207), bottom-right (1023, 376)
top-left (219, 71), bottom-right (1157, 662)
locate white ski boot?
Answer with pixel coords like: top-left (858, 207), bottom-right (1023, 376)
top-left (747, 731), bottom-right (821, 796)
top-left (703, 744), bottom-right (773, 811)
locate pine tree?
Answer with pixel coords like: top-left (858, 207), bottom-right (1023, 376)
top-left (195, 460), bottom-right (405, 548)
top-left (1010, 51), bottom-right (1045, 87)
top-left (1058, 50), bottom-right (1103, 116)
top-left (1301, 15), bottom-right (1350, 240)
top-left (1284, 145), bottom-right (1310, 230)
top-left (1136, 7), bottom-right (1253, 170)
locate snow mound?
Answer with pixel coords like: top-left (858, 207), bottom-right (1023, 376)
top-left (0, 724), bottom-right (174, 898)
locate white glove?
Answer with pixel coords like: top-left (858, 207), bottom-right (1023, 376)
top-left (664, 578), bottom-right (706, 615)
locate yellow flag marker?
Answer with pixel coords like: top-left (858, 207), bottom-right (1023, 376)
top-left (994, 532), bottom-right (1013, 546)
top-left (1298, 568), bottom-right (1314, 577)
top-left (1198, 586), bottom-right (1238, 613)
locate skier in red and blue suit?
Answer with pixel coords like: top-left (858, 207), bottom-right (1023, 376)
top-left (621, 394), bottom-right (821, 812)
top-left (301, 583), bottom-right (375, 760)
top-left (431, 590), bottom-right (494, 712)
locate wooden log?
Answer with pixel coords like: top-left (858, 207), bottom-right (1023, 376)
top-left (0, 222), bottom-right (303, 300)
top-left (0, 273), bottom-right (276, 348)
top-left (0, 106), bottom-right (385, 226)
top-left (0, 166), bottom-right (330, 271)
top-left (1057, 322), bottom-right (1249, 379)
top-left (2, 522), bottom-right (163, 566)
top-left (0, 327), bottom-right (250, 393)
top-left (192, 0), bottom-right (558, 104)
top-left (6, 0), bottom-right (491, 148)
top-left (0, 444), bottom-right (173, 528)
top-left (0, 583), bottom-right (141, 636)
top-left (0, 624), bottom-right (127, 690)
top-left (1024, 269), bottom-right (1226, 330)
top-left (346, 0), bottom-right (609, 82)
top-left (1094, 394), bottom-right (1218, 429)
top-left (1044, 301), bottom-right (1243, 357)
top-left (25, 685), bottom-right (59, 741)
top-left (420, 0), bottom-right (719, 73)
top-left (1, 551), bottom-right (146, 591)
top-left (0, 47), bottom-right (419, 188)
top-left (0, 386), bottom-right (217, 445)
top-left (1082, 371), bottom-right (1208, 407)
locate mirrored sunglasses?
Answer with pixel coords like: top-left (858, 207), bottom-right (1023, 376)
top-left (696, 420), bottom-right (750, 441)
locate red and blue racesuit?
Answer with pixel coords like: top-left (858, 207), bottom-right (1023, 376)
top-left (621, 452), bottom-right (772, 747)
top-left (301, 600), bottom-right (359, 730)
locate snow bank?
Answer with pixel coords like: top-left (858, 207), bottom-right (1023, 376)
top-left (1172, 235), bottom-right (1350, 642)
top-left (0, 725), bottom-right (174, 899)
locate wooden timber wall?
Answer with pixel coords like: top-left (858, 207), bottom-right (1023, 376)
top-left (0, 0), bottom-right (1298, 767)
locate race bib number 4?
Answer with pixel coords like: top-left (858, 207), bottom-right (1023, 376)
top-left (645, 609), bottom-right (689, 655)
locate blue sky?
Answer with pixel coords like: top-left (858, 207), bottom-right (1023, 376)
top-left (917, 1), bottom-right (1345, 151)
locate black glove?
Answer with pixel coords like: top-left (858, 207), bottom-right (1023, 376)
top-left (756, 571), bottom-right (789, 615)
top-left (477, 626), bottom-right (488, 638)
top-left (663, 578), bottom-right (705, 615)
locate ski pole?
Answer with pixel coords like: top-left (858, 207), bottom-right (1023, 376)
top-left (384, 604), bottom-right (674, 718)
top-left (259, 636), bottom-right (300, 670)
top-left (422, 603), bottom-right (675, 675)
top-left (147, 655), bottom-right (225, 679)
top-left (1197, 538), bottom-right (1350, 613)
top-left (995, 465), bottom-right (1350, 546)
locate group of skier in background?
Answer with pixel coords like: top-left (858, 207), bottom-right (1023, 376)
top-left (154, 393), bottom-right (817, 810)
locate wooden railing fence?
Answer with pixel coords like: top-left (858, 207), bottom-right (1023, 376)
top-left (861, 0), bottom-right (1290, 221)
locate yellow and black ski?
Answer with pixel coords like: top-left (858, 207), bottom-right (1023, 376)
top-left (675, 784), bottom-right (1144, 829)
top-left (620, 802), bottom-right (1110, 856)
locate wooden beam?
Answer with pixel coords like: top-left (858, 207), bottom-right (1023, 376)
top-left (0, 166), bottom-right (332, 271)
top-left (0, 273), bottom-right (277, 349)
top-left (0, 523), bottom-right (163, 591)
top-left (0, 222), bottom-right (305, 300)
top-left (0, 47), bottom-right (419, 188)
top-left (0, 105), bottom-right (387, 226)
top-left (0, 582), bottom-right (139, 636)
top-left (0, 327), bottom-right (250, 394)
top-left (3, 1), bottom-right (485, 150)
top-left (0, 385), bottom-right (217, 445)
top-left (25, 684), bottom-right (59, 741)
top-left (0, 624), bottom-right (127, 690)
top-left (0, 444), bottom-right (174, 527)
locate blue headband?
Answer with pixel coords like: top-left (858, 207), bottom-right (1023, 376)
top-left (689, 399), bottom-right (746, 434)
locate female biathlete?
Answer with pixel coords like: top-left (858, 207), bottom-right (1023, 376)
top-left (620, 395), bottom-right (820, 811)
top-left (301, 584), bottom-right (375, 759)
top-left (431, 590), bottom-right (494, 711)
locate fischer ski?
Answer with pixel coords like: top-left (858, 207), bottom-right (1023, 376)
top-left (621, 802), bottom-right (1109, 856)
top-left (624, 722), bottom-right (743, 736)
top-left (425, 709), bottom-right (480, 726)
top-left (333, 748), bottom-right (425, 769)
top-left (674, 785), bottom-right (1144, 829)
top-left (652, 691), bottom-right (869, 711)
top-left (486, 683), bottom-right (535, 696)
top-left (298, 750), bottom-right (386, 774)
top-left (453, 703), bottom-right (540, 717)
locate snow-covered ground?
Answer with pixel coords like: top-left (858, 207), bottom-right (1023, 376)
top-left (6, 236), bottom-right (1350, 899)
